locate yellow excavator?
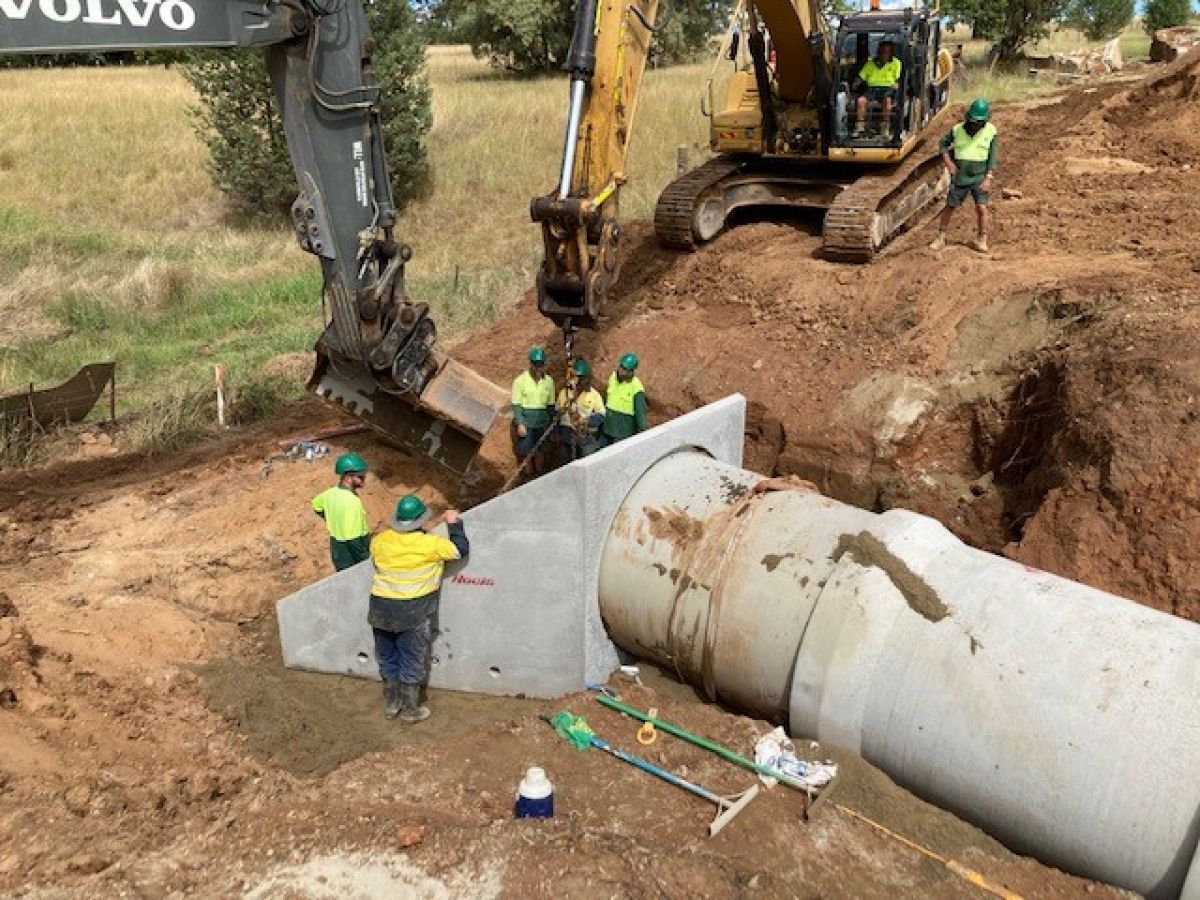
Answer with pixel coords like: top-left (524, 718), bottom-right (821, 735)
top-left (656, 0), bottom-right (955, 260)
top-left (533, 0), bottom-right (954, 357)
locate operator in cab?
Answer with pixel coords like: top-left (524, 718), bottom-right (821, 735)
top-left (854, 39), bottom-right (902, 139)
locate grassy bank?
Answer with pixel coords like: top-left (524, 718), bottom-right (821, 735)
top-left (0, 47), bottom-right (708, 449)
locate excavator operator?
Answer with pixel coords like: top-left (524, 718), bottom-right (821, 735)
top-left (854, 40), bottom-right (902, 138)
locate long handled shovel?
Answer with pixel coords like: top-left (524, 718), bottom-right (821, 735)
top-left (542, 714), bottom-right (758, 836)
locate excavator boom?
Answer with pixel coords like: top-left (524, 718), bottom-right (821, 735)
top-left (532, 0), bottom-right (659, 339)
top-left (1, 0), bottom-right (506, 475)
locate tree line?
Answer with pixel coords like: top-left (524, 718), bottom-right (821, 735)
top-left (4, 0), bottom-right (1191, 216)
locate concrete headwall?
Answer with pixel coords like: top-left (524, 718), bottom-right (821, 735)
top-left (276, 395), bottom-right (746, 698)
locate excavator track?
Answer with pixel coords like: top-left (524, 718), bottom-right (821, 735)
top-left (654, 157), bottom-right (745, 250)
top-left (821, 143), bottom-right (950, 262)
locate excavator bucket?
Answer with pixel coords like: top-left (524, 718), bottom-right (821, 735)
top-left (308, 351), bottom-right (507, 477)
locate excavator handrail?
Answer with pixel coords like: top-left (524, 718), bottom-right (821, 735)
top-left (703, 0), bottom-right (749, 120)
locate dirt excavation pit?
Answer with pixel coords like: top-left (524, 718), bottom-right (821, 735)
top-left (3, 53), bottom-right (1200, 896)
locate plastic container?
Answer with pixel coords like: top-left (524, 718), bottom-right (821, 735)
top-left (514, 766), bottom-right (554, 819)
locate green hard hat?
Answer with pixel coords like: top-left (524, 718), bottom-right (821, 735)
top-left (392, 494), bottom-right (429, 532)
top-left (572, 358), bottom-right (591, 377)
top-left (528, 347), bottom-right (547, 364)
top-left (966, 98), bottom-right (991, 123)
top-left (619, 353), bottom-right (639, 371)
top-left (334, 453), bottom-right (368, 475)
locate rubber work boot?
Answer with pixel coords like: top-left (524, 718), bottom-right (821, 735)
top-left (398, 683), bottom-right (431, 724)
top-left (971, 235), bottom-right (989, 253)
top-left (928, 232), bottom-right (947, 251)
top-left (383, 680), bottom-right (403, 720)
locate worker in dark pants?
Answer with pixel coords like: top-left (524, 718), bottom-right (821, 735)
top-left (511, 347), bottom-right (555, 477)
top-left (368, 495), bottom-right (468, 723)
top-left (556, 358), bottom-right (607, 460)
top-left (603, 353), bottom-right (648, 444)
top-left (311, 453), bottom-right (371, 571)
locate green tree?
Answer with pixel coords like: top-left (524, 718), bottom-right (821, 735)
top-left (441, 0), bottom-right (730, 74)
top-left (1143, 0), bottom-right (1193, 32)
top-left (1065, 0), bottom-right (1134, 39)
top-left (941, 0), bottom-right (1067, 59)
top-left (182, 0), bottom-right (431, 219)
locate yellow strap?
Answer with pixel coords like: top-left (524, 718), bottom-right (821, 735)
top-left (834, 805), bottom-right (1024, 900)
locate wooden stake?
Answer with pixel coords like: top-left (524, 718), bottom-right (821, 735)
top-left (215, 364), bottom-right (227, 428)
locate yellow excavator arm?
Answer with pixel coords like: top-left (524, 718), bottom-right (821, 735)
top-left (531, 0), bottom-right (660, 347)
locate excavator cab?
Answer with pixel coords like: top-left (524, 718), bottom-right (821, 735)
top-left (828, 10), bottom-right (952, 160)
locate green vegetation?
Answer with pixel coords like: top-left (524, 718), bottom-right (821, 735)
top-left (1065, 0), bottom-right (1136, 39)
top-left (1143, 0), bottom-right (1194, 32)
top-left (438, 0), bottom-right (730, 72)
top-left (0, 49), bottom-right (708, 456)
top-left (181, 0), bottom-right (431, 218)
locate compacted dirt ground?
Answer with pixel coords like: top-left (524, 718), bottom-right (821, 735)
top-left (3, 52), bottom-right (1199, 897)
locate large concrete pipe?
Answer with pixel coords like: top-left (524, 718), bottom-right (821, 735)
top-left (599, 451), bottom-right (1200, 899)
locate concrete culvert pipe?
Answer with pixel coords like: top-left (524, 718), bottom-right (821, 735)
top-left (598, 451), bottom-right (1200, 898)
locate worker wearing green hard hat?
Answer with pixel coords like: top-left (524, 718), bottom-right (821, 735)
top-left (556, 358), bottom-right (607, 460)
top-left (511, 346), bottom-right (555, 476)
top-left (368, 493), bottom-right (469, 723)
top-left (311, 453), bottom-right (371, 571)
top-left (930, 97), bottom-right (998, 254)
top-left (603, 352), bottom-right (648, 444)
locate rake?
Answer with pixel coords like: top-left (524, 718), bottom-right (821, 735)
top-left (541, 713), bottom-right (759, 836)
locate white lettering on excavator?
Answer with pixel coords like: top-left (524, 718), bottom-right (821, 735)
top-left (41, 0), bottom-right (81, 22)
top-left (352, 140), bottom-right (368, 208)
top-left (1, 0), bottom-right (196, 30)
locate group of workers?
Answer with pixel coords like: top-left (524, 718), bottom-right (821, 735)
top-left (312, 454), bottom-right (467, 724)
top-left (511, 348), bottom-right (648, 476)
top-left (853, 41), bottom-right (998, 252)
top-left (307, 348), bottom-right (648, 722)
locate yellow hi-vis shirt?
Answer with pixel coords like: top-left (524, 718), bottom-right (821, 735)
top-left (370, 529), bottom-right (461, 600)
top-left (556, 386), bottom-right (605, 423)
top-left (859, 57), bottom-right (901, 88)
top-left (311, 486), bottom-right (369, 542)
top-left (605, 374), bottom-right (645, 415)
top-left (511, 371), bottom-right (555, 409)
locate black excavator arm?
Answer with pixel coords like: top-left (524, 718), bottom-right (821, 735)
top-left (1, 0), bottom-right (506, 475)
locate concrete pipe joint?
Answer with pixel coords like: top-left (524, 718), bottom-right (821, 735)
top-left (598, 451), bottom-right (1200, 898)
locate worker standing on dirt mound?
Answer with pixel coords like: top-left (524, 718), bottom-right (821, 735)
top-left (511, 347), bottom-right (555, 476)
top-left (557, 358), bottom-right (607, 459)
top-left (603, 353), bottom-right (648, 444)
top-left (930, 99), bottom-right (998, 253)
top-left (311, 453), bottom-right (371, 572)
top-left (368, 495), bottom-right (468, 723)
